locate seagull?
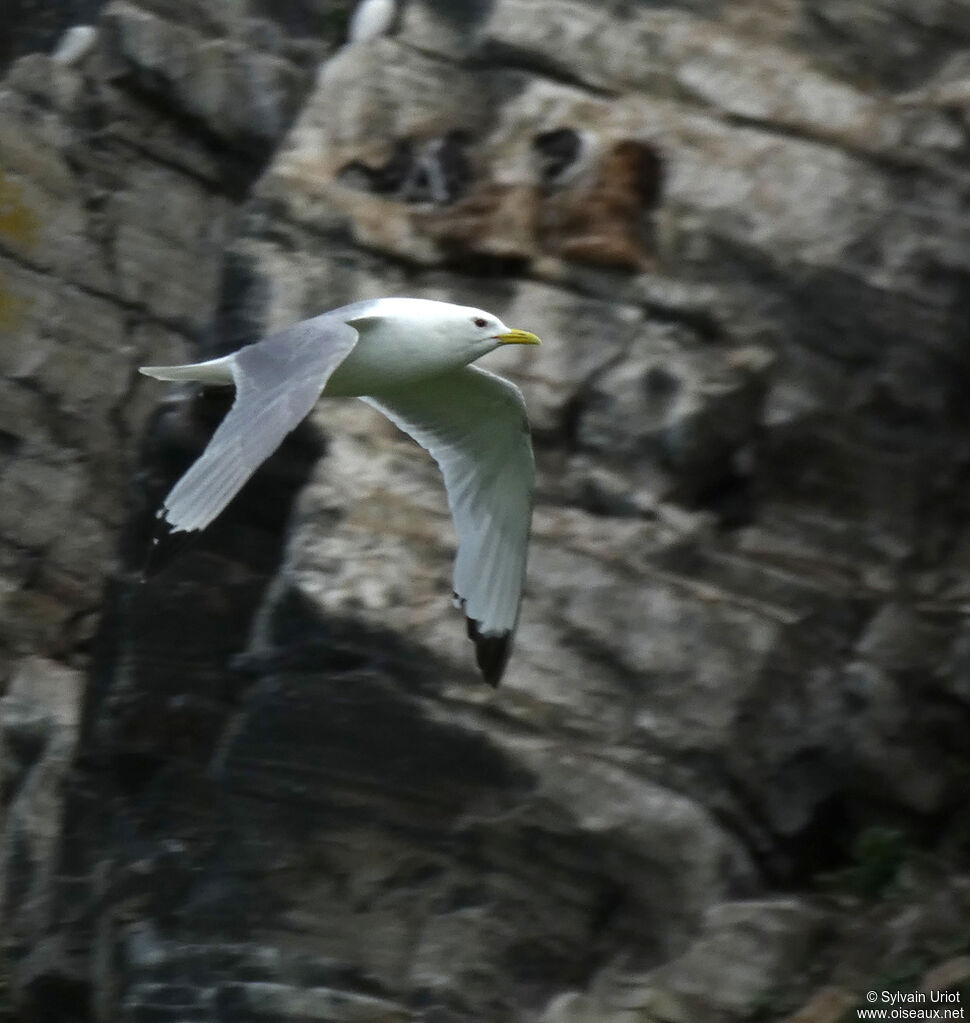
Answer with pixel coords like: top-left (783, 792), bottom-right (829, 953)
top-left (140, 298), bottom-right (541, 685)
top-left (347, 0), bottom-right (396, 43)
top-left (52, 25), bottom-right (98, 66)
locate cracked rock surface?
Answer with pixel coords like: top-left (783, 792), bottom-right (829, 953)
top-left (2, 1), bottom-right (970, 1020)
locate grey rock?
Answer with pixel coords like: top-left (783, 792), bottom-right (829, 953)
top-left (3, 0), bottom-right (970, 1020)
top-left (1, 658), bottom-right (82, 966)
top-left (101, 1), bottom-right (309, 149)
top-left (654, 899), bottom-right (828, 1016)
top-left (843, 661), bottom-right (949, 815)
top-left (576, 325), bottom-right (773, 504)
top-left (943, 623), bottom-right (970, 705)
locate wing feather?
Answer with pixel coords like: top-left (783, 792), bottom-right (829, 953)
top-left (159, 316), bottom-right (360, 532)
top-left (363, 365), bottom-right (534, 685)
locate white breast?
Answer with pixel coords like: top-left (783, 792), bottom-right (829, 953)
top-left (323, 311), bottom-right (471, 396)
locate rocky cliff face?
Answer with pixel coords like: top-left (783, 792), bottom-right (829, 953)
top-left (2, 1), bottom-right (970, 1020)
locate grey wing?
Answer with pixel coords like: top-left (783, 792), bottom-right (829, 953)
top-left (362, 365), bottom-right (534, 685)
top-left (160, 316), bottom-right (360, 532)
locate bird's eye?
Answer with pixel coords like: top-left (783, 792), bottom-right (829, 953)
top-left (473, 317), bottom-right (488, 328)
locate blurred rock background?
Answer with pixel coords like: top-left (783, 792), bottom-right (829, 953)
top-left (2, 0), bottom-right (970, 1020)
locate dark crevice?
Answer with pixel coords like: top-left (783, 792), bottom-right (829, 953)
top-left (102, 80), bottom-right (271, 199)
top-left (683, 462), bottom-right (758, 529)
top-left (438, 250), bottom-right (531, 278)
top-left (336, 131), bottom-right (474, 206)
top-left (533, 128), bottom-right (584, 184)
top-left (0, 427), bottom-right (24, 459)
top-left (93, 129), bottom-right (243, 198)
top-left (471, 43), bottom-right (618, 99)
top-left (557, 345), bottom-right (629, 453)
top-left (559, 391), bottom-right (584, 452)
top-left (18, 974), bottom-right (93, 1023)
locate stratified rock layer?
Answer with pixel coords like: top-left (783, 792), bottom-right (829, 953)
top-left (2, 1), bottom-right (970, 1020)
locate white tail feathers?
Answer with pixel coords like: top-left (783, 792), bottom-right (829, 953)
top-left (139, 355), bottom-right (235, 385)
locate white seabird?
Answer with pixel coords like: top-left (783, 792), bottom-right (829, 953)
top-left (347, 0), bottom-right (396, 43)
top-left (140, 297), bottom-right (541, 686)
top-left (52, 25), bottom-right (98, 66)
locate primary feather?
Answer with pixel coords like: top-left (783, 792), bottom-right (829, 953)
top-left (363, 366), bottom-right (533, 684)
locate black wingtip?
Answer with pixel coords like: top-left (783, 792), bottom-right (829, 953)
top-left (137, 511), bottom-right (199, 581)
top-left (465, 616), bottom-right (511, 687)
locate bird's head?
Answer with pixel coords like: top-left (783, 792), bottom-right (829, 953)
top-left (346, 298), bottom-right (540, 371)
top-left (450, 304), bottom-right (542, 360)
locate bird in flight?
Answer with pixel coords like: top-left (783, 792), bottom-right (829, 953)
top-left (140, 297), bottom-right (541, 685)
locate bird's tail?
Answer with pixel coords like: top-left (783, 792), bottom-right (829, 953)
top-left (139, 355), bottom-right (235, 385)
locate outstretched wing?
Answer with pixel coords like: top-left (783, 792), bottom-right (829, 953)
top-left (363, 365), bottom-right (534, 685)
top-left (154, 316), bottom-right (361, 533)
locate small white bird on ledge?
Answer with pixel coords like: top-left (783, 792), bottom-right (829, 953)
top-left (347, 0), bottom-right (396, 43)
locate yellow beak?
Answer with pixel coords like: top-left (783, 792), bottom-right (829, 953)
top-left (496, 328), bottom-right (541, 346)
